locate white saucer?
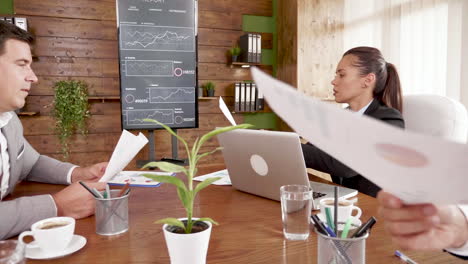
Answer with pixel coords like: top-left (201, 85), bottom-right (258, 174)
top-left (26, 235), bottom-right (86, 260)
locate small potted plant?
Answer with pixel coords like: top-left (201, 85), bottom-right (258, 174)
top-left (142, 119), bottom-right (252, 264)
top-left (203, 81), bottom-right (215, 97)
top-left (229, 45), bottom-right (241, 63)
top-left (51, 80), bottom-right (90, 159)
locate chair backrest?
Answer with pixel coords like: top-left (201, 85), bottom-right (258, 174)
top-left (402, 94), bottom-right (468, 143)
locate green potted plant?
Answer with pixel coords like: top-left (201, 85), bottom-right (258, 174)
top-left (142, 119), bottom-right (252, 264)
top-left (203, 81), bottom-right (215, 97)
top-left (51, 80), bottom-right (90, 159)
top-left (229, 45), bottom-right (241, 63)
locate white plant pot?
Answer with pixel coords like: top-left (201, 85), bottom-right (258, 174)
top-left (163, 218), bottom-right (212, 264)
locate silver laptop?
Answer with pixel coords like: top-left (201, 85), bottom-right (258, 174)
top-left (217, 129), bottom-right (358, 210)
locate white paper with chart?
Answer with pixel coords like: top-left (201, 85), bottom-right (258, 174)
top-left (251, 67), bottom-right (468, 205)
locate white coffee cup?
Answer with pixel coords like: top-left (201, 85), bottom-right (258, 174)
top-left (18, 217), bottom-right (75, 254)
top-left (319, 198), bottom-right (362, 222)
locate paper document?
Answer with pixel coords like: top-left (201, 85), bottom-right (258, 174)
top-left (219, 97), bottom-right (236, 126)
top-left (193, 169), bottom-right (231, 185)
top-left (108, 171), bottom-right (174, 187)
top-left (251, 67), bottom-right (468, 205)
top-left (99, 130), bottom-right (148, 182)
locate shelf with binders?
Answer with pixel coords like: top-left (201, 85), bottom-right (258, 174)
top-left (232, 81), bottom-right (266, 113)
top-left (230, 32), bottom-right (268, 68)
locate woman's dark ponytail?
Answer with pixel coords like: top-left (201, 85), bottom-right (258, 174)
top-left (343, 47), bottom-right (403, 112)
top-left (382, 62), bottom-right (403, 112)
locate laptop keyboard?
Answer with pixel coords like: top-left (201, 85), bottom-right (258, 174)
top-left (313, 191), bottom-right (326, 199)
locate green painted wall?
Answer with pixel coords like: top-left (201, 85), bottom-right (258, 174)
top-left (241, 0), bottom-right (279, 130)
top-left (243, 112), bottom-right (278, 130)
top-left (242, 15), bottom-right (274, 33)
top-left (0, 0), bottom-right (14, 15)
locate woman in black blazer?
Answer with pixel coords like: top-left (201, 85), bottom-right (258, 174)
top-left (302, 46), bottom-right (404, 197)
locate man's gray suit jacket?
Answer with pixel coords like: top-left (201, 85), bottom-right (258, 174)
top-left (0, 113), bottom-right (74, 239)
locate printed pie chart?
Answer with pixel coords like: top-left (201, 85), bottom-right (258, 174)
top-left (374, 143), bottom-right (429, 168)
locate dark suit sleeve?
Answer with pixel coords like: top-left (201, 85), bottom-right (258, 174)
top-left (301, 143), bottom-right (358, 179)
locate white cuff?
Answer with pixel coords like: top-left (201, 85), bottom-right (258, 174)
top-left (47, 194), bottom-right (58, 216)
top-left (445, 205), bottom-right (468, 256)
top-left (67, 166), bottom-right (79, 184)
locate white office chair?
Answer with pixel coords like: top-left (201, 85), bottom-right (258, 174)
top-left (402, 94), bottom-right (468, 143)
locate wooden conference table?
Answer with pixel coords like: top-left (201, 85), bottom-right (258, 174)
top-left (10, 165), bottom-right (464, 263)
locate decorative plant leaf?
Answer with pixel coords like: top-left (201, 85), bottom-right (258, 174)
top-left (176, 187), bottom-right (191, 210)
top-left (191, 137), bottom-right (200, 158)
top-left (195, 147), bottom-right (223, 164)
top-left (142, 161), bottom-right (187, 174)
top-left (141, 174), bottom-right (187, 191)
top-left (193, 177), bottom-right (222, 196)
top-left (195, 218), bottom-right (219, 226)
top-left (155, 218), bottom-right (186, 229)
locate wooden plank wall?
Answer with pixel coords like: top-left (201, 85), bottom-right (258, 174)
top-left (277, 0), bottom-right (343, 100)
top-left (15, 0), bottom-right (273, 168)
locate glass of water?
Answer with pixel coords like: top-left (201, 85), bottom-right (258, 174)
top-left (0, 240), bottom-right (25, 264)
top-left (280, 185), bottom-right (313, 240)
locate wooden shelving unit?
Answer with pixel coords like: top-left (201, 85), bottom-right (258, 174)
top-left (230, 61), bottom-right (266, 68)
top-left (17, 111), bottom-right (38, 116)
top-left (198, 96), bottom-right (218, 100)
top-left (88, 96), bottom-right (120, 103)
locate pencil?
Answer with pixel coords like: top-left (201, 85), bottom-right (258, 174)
top-left (118, 183), bottom-right (130, 197)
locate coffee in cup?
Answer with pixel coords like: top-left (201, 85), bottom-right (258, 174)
top-left (322, 200), bottom-right (352, 207)
top-left (39, 221), bottom-right (69, 230)
top-left (18, 217), bottom-right (75, 254)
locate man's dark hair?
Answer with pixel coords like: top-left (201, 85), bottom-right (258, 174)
top-left (0, 20), bottom-right (35, 56)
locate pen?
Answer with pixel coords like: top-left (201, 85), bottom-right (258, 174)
top-left (325, 207), bottom-right (335, 231)
top-left (351, 216), bottom-right (377, 238)
top-left (106, 184), bottom-right (111, 199)
top-left (93, 187), bottom-right (104, 199)
top-left (395, 250), bottom-right (417, 264)
top-left (79, 181), bottom-right (98, 198)
top-left (324, 225), bottom-right (337, 237)
top-left (341, 217), bottom-right (353, 238)
top-left (311, 214), bottom-right (328, 236)
top-left (334, 186), bottom-right (338, 235)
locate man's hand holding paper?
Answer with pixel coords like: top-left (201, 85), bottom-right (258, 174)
top-left (99, 130), bottom-right (148, 183)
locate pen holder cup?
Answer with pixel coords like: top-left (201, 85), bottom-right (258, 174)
top-left (316, 224), bottom-right (368, 264)
top-left (95, 189), bottom-right (130, 236)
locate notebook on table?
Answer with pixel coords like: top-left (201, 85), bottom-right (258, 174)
top-left (217, 129), bottom-right (357, 210)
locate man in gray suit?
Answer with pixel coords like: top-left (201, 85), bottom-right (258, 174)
top-left (0, 21), bottom-right (107, 239)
